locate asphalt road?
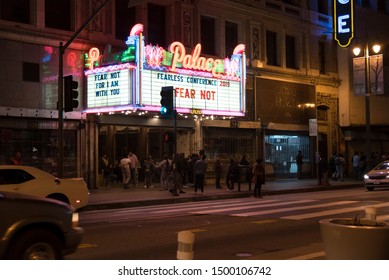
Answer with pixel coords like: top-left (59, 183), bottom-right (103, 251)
top-left (67, 188), bottom-right (389, 260)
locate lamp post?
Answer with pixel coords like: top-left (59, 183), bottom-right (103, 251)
top-left (353, 42), bottom-right (381, 168)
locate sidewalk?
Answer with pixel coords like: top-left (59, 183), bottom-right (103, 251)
top-left (80, 177), bottom-right (364, 212)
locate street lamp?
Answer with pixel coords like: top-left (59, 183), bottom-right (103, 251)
top-left (352, 42), bottom-right (381, 167)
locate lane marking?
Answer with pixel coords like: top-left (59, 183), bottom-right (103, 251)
top-left (78, 243), bottom-right (98, 249)
top-left (190, 200), bottom-right (316, 215)
top-left (251, 219), bottom-right (279, 225)
top-left (231, 201), bottom-right (357, 217)
top-left (155, 199), bottom-right (277, 214)
top-left (282, 202), bottom-right (389, 220)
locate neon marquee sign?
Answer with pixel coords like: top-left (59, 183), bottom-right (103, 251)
top-left (84, 23), bottom-right (246, 116)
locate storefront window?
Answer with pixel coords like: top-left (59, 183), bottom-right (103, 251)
top-left (0, 128), bottom-right (77, 177)
top-left (265, 133), bottom-right (311, 178)
top-left (203, 126), bottom-right (256, 163)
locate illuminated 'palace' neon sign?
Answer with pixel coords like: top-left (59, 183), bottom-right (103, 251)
top-left (143, 42), bottom-right (243, 80)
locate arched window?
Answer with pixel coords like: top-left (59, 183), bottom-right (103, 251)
top-left (317, 105), bottom-right (329, 121)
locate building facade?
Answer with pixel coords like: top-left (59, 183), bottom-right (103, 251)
top-left (1, 0), bottom-right (386, 188)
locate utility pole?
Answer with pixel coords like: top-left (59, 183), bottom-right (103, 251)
top-left (58, 0), bottom-right (112, 177)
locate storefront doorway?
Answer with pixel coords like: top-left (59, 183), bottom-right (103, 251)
top-left (265, 133), bottom-right (311, 178)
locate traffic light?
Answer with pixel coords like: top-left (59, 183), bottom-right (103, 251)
top-left (160, 86), bottom-right (174, 118)
top-left (64, 75), bottom-right (79, 112)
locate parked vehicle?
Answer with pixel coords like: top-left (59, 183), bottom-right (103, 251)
top-left (0, 165), bottom-right (89, 209)
top-left (0, 191), bottom-right (84, 259)
top-left (364, 160), bottom-right (389, 191)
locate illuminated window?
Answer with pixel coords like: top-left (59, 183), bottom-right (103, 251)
top-left (225, 21), bottom-right (238, 57)
top-left (23, 62), bottom-right (40, 82)
top-left (266, 30), bottom-right (280, 66)
top-left (0, 0), bottom-right (30, 24)
top-left (285, 34), bottom-right (298, 69)
top-left (45, 0), bottom-right (71, 31)
top-left (201, 16), bottom-right (216, 56)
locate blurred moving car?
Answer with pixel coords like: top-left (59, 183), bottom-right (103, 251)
top-left (0, 191), bottom-right (84, 260)
top-left (364, 160), bottom-right (389, 191)
top-left (0, 165), bottom-right (89, 209)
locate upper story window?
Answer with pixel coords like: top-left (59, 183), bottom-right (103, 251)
top-left (115, 0), bottom-right (136, 41)
top-left (317, 0), bottom-right (329, 15)
top-left (319, 41), bottom-right (326, 74)
top-left (147, 3), bottom-right (166, 47)
top-left (285, 34), bottom-right (298, 69)
top-left (201, 16), bottom-right (216, 56)
top-left (0, 0), bottom-right (30, 24)
top-left (266, 30), bottom-right (281, 66)
top-left (45, 0), bottom-right (71, 31)
top-left (225, 21), bottom-right (238, 57)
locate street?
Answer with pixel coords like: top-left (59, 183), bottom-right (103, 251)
top-left (67, 187), bottom-right (389, 260)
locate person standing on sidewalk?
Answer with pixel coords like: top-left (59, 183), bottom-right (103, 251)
top-left (335, 153), bottom-right (345, 182)
top-left (352, 151), bottom-right (360, 180)
top-left (159, 155), bottom-right (172, 190)
top-left (194, 154), bottom-right (207, 194)
top-left (296, 150), bottom-right (303, 179)
top-left (226, 158), bottom-right (238, 190)
top-left (252, 158), bottom-right (265, 198)
top-left (359, 152), bottom-right (366, 180)
top-left (214, 157), bottom-right (223, 189)
top-left (143, 155), bottom-right (155, 189)
top-left (120, 154), bottom-right (131, 189)
top-left (128, 152), bottom-right (139, 187)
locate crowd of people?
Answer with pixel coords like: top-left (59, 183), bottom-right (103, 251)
top-left (97, 149), bottom-right (389, 197)
top-left (98, 151), bottom-right (266, 198)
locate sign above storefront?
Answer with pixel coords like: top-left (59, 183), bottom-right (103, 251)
top-left (86, 66), bottom-right (135, 109)
top-left (84, 23), bottom-right (246, 116)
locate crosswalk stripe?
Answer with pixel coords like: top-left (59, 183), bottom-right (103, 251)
top-left (153, 199), bottom-right (277, 214)
top-left (189, 199), bottom-right (317, 215)
top-left (282, 202), bottom-right (389, 220)
top-left (231, 201), bottom-right (358, 217)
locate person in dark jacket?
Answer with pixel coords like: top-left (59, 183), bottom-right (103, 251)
top-left (252, 158), bottom-right (265, 198)
top-left (226, 158), bottom-right (238, 191)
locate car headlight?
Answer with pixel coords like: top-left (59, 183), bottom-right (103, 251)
top-left (72, 212), bottom-right (79, 228)
top-left (364, 174), bottom-right (369, 179)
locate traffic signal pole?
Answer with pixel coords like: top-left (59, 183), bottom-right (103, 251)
top-left (57, 0), bottom-right (111, 177)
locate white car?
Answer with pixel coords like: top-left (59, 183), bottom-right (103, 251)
top-left (0, 165), bottom-right (89, 210)
top-left (364, 160), bottom-right (389, 191)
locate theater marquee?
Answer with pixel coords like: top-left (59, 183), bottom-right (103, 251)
top-left (84, 24), bottom-right (246, 117)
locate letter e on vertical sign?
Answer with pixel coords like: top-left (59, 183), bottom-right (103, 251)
top-left (334, 0), bottom-right (354, 47)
